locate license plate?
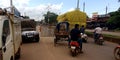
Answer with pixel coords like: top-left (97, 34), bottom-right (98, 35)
top-left (28, 35), bottom-right (33, 37)
top-left (71, 46), bottom-right (76, 49)
top-left (99, 37), bottom-right (103, 39)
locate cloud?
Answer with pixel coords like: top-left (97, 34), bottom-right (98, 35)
top-left (23, 3), bottom-right (63, 21)
top-left (67, 8), bottom-right (75, 12)
top-left (0, 0), bottom-right (63, 21)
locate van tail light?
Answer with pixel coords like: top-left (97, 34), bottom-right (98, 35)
top-left (0, 48), bottom-right (3, 60)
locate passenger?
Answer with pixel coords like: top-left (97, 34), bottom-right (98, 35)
top-left (80, 25), bottom-right (85, 34)
top-left (68, 24), bottom-right (83, 53)
top-left (56, 22), bottom-right (60, 32)
top-left (62, 21), bottom-right (69, 32)
top-left (56, 21), bottom-right (69, 32)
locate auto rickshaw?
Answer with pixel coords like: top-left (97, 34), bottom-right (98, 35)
top-left (54, 21), bottom-right (69, 46)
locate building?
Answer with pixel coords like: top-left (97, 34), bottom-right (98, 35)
top-left (87, 14), bottom-right (110, 29)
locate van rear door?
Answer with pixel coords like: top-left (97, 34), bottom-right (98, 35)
top-left (2, 20), bottom-right (14, 60)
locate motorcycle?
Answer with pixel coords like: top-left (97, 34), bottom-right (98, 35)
top-left (94, 34), bottom-right (104, 45)
top-left (81, 33), bottom-right (88, 43)
top-left (70, 41), bottom-right (81, 56)
top-left (114, 45), bottom-right (120, 60)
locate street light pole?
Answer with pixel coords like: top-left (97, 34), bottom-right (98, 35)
top-left (47, 5), bottom-right (51, 24)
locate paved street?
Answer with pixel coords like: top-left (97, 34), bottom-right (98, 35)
top-left (19, 25), bottom-right (119, 60)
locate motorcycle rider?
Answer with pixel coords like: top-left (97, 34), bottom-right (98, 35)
top-left (68, 24), bottom-right (83, 53)
top-left (94, 24), bottom-right (102, 43)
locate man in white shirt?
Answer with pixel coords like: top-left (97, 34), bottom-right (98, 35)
top-left (94, 25), bottom-right (102, 42)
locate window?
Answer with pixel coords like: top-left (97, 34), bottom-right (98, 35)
top-left (2, 20), bottom-right (10, 46)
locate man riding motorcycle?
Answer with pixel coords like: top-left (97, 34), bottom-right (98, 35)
top-left (94, 25), bottom-right (102, 43)
top-left (68, 24), bottom-right (83, 53)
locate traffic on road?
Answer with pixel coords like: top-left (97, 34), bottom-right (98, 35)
top-left (19, 25), bottom-right (119, 60)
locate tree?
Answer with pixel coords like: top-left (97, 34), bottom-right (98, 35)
top-left (107, 8), bottom-right (120, 30)
top-left (43, 11), bottom-right (58, 24)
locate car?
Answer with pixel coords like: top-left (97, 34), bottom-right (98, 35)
top-left (21, 19), bottom-right (40, 42)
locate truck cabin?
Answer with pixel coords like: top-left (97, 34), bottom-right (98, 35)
top-left (21, 19), bottom-right (36, 31)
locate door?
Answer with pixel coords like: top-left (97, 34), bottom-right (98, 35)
top-left (2, 20), bottom-right (14, 60)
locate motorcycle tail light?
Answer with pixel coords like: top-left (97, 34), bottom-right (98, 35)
top-left (0, 49), bottom-right (3, 60)
top-left (70, 41), bottom-right (79, 47)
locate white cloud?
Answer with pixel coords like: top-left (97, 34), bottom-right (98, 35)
top-left (67, 8), bottom-right (75, 12)
top-left (0, 0), bottom-right (10, 7)
top-left (23, 3), bottom-right (63, 21)
top-left (0, 0), bottom-right (63, 21)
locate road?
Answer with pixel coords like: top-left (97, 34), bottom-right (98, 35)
top-left (19, 25), bottom-right (118, 60)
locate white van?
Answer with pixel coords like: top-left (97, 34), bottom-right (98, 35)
top-left (0, 9), bottom-right (22, 60)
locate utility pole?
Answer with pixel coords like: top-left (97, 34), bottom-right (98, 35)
top-left (46, 5), bottom-right (51, 24)
top-left (83, 2), bottom-right (85, 12)
top-left (76, 0), bottom-right (80, 9)
top-left (106, 6), bottom-right (108, 15)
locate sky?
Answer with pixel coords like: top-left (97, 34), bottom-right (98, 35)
top-left (0, 0), bottom-right (119, 21)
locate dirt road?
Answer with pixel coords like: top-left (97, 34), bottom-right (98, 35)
top-left (19, 25), bottom-right (118, 60)
top-left (20, 37), bottom-right (118, 60)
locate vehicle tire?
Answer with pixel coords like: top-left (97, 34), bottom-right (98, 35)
top-left (22, 36), bottom-right (26, 43)
top-left (71, 49), bottom-right (76, 57)
top-left (15, 47), bottom-right (21, 59)
top-left (10, 56), bottom-right (13, 60)
top-left (100, 41), bottom-right (103, 45)
top-left (36, 37), bottom-right (39, 42)
top-left (114, 47), bottom-right (120, 60)
top-left (35, 35), bottom-right (39, 42)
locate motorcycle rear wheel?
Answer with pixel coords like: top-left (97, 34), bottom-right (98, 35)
top-left (71, 49), bottom-right (77, 57)
top-left (114, 47), bottom-right (120, 60)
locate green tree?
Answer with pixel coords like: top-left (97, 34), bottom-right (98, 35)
top-left (43, 11), bottom-right (58, 24)
top-left (107, 8), bottom-right (120, 29)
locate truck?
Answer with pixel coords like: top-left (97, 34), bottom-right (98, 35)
top-left (0, 8), bottom-right (22, 60)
